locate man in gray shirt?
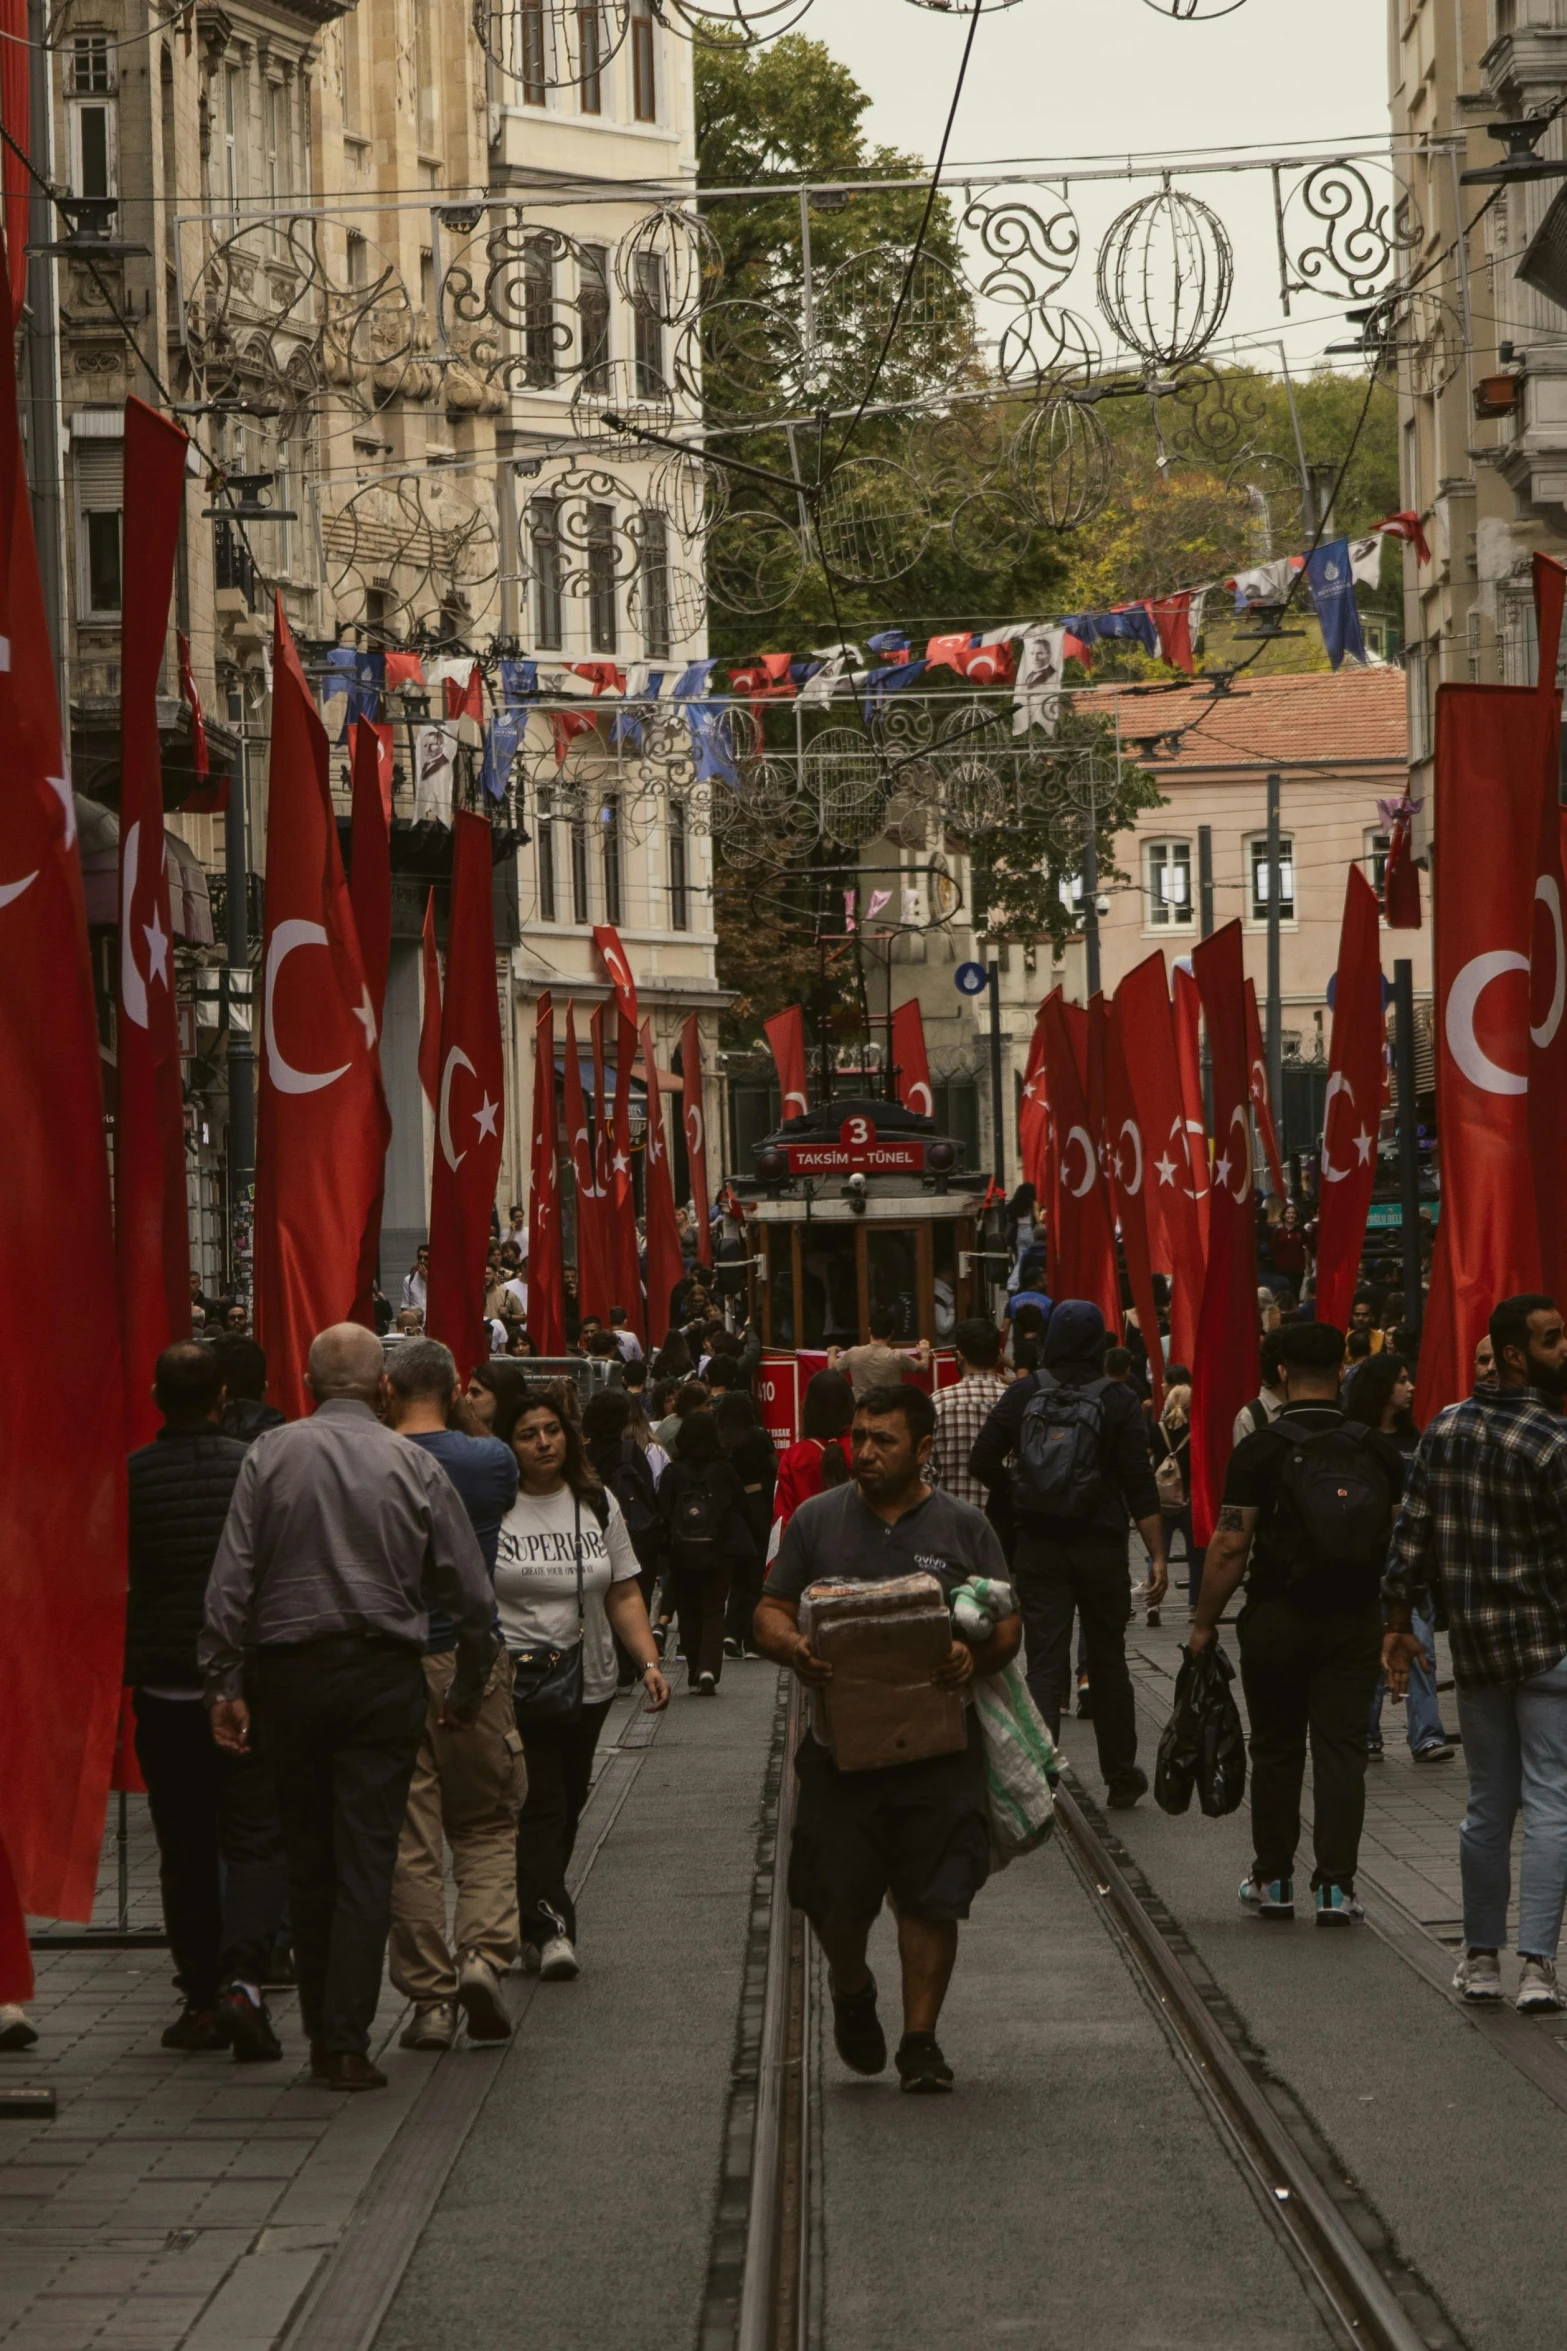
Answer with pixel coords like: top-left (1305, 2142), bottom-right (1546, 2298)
top-left (200, 1324), bottom-right (495, 2090)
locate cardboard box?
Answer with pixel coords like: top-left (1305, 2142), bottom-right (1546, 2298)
top-left (799, 1574), bottom-right (966, 1771)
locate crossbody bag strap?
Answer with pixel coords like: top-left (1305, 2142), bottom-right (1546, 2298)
top-left (573, 1494), bottom-right (585, 1636)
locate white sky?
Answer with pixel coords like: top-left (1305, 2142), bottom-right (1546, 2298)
top-left (815, 0), bottom-right (1394, 376)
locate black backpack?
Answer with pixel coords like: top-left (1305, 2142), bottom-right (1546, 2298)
top-left (1013, 1371), bottom-right (1113, 1520)
top-left (670, 1471), bottom-right (723, 1568)
top-left (600, 1440), bottom-right (659, 1541)
top-left (1267, 1420), bottom-right (1393, 1606)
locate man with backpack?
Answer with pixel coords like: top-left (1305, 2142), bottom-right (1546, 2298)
top-left (1188, 1320), bottom-right (1404, 1927)
top-left (969, 1300), bottom-right (1166, 1809)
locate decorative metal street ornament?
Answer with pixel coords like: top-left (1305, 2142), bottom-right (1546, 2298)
top-left (1096, 182), bottom-right (1233, 368)
top-left (1010, 391), bottom-right (1112, 531)
top-left (1141, 0), bottom-right (1249, 15)
top-left (813, 455), bottom-right (932, 586)
top-left (651, 0), bottom-right (814, 42)
top-left (472, 0), bottom-right (630, 88)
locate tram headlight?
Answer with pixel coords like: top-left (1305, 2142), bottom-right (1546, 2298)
top-left (926, 1140), bottom-right (956, 1174)
top-left (757, 1147), bottom-right (787, 1185)
top-left (846, 1172), bottom-right (867, 1214)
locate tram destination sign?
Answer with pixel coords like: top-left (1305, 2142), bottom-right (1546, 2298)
top-left (783, 1116), bottom-right (926, 1175)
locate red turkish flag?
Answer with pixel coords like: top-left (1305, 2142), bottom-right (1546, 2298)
top-left (680, 1011), bottom-right (711, 1265)
top-left (0, 1827), bottom-right (31, 2004)
top-left (1189, 923), bottom-right (1260, 1543)
top-left (349, 721), bottom-right (392, 1020)
top-left (177, 630), bottom-right (210, 779)
top-left (592, 921), bottom-right (639, 1026)
top-left (1315, 866), bottom-right (1387, 1332)
top-left (642, 1020), bottom-right (684, 1350)
top-left (255, 601), bottom-right (390, 1421)
top-left (0, 234), bottom-right (127, 1919)
top-left (116, 400), bottom-right (192, 1447)
top-left (891, 998), bottom-right (933, 1118)
top-left (528, 993), bottom-right (565, 1354)
top-left (1383, 817), bottom-right (1422, 929)
top-left (1416, 568), bottom-right (1558, 1420)
top-left (425, 812), bottom-right (505, 1379)
top-left (1117, 953), bottom-right (1205, 1375)
top-left (611, 1011), bottom-right (645, 1340)
top-left (0, 0), bottom-right (26, 331)
top-left (1018, 1001), bottom-right (1050, 1197)
top-left (1039, 989), bottom-right (1118, 1323)
top-left (765, 1005), bottom-right (810, 1120)
top-left (1172, 961), bottom-right (1211, 1259)
top-left (1244, 979), bottom-right (1286, 1200)
top-left (590, 1000), bottom-right (614, 1223)
top-left (1107, 993), bottom-right (1164, 1413)
top-left (1531, 560), bottom-right (1567, 1308)
top-left (418, 888), bottom-right (441, 1109)
top-left (564, 1000), bottom-right (612, 1323)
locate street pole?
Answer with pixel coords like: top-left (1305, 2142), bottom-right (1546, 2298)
top-left (987, 959), bottom-right (1006, 1193)
top-left (1197, 824), bottom-right (1214, 938)
top-left (26, 0), bottom-right (66, 707)
top-left (1265, 771), bottom-right (1284, 1122)
top-left (226, 702), bottom-right (256, 1304)
top-left (1393, 957), bottom-right (1422, 1335)
top-left (1082, 798), bottom-right (1101, 996)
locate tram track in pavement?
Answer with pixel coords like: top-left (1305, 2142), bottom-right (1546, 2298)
top-left (715, 1678), bottom-right (1468, 2351)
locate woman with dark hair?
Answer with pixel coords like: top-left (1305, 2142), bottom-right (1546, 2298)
top-left (505, 1328), bottom-right (539, 1359)
top-left (656, 1409), bottom-right (756, 1692)
top-left (582, 1387), bottom-right (664, 1640)
top-left (465, 1359), bottom-right (530, 1437)
top-left (655, 1378), bottom-right (711, 1454)
top-left (1343, 1353), bottom-right (1418, 1453)
top-left (650, 1332), bottom-right (694, 1385)
top-left (495, 1388), bottom-right (669, 1978)
top-left (715, 1391), bottom-right (776, 1659)
top-left (770, 1369), bottom-right (855, 1546)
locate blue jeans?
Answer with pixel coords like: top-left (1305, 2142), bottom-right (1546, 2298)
top-left (1369, 1604), bottom-right (1448, 1754)
top-left (1456, 1654), bottom-right (1567, 1960)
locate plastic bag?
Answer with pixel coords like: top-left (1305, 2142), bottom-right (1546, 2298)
top-left (972, 1661), bottom-right (1059, 1868)
top-left (1156, 1644), bottom-right (1247, 1818)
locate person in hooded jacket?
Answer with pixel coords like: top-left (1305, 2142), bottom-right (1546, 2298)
top-left (213, 1335), bottom-right (285, 1445)
top-left (970, 1300), bottom-right (1167, 1809)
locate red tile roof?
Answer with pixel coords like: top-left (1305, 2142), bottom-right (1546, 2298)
top-left (1076, 665), bottom-right (1408, 770)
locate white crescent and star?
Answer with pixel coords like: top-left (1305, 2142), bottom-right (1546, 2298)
top-left (783, 1088), bottom-right (808, 1117)
top-left (264, 919), bottom-right (352, 1096)
top-left (1166, 1113), bottom-right (1209, 1201)
top-left (1320, 1071), bottom-right (1375, 1184)
top-left (906, 1080), bottom-right (934, 1117)
top-left (121, 823), bottom-right (148, 1031)
top-left (685, 1104), bottom-right (705, 1159)
top-left (1061, 1124), bottom-right (1096, 1198)
top-left (1115, 1118), bottom-right (1143, 1195)
top-left (1534, 875), bottom-right (1566, 1052)
top-left (1446, 948), bottom-right (1529, 1097)
top-left (3, 770), bottom-right (75, 908)
top-left (439, 1045), bottom-right (476, 1169)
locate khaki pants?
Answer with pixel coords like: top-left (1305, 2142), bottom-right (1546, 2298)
top-left (389, 1649), bottom-right (526, 2004)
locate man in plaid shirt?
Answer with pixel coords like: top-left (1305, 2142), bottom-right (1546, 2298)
top-left (1386, 1292), bottom-right (1567, 2015)
top-left (927, 1319), bottom-right (1011, 1513)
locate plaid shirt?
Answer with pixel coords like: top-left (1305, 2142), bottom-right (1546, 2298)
top-left (1387, 1388), bottom-right (1567, 1688)
top-left (929, 1373), bottom-right (1012, 1509)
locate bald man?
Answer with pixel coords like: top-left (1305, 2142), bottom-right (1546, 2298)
top-left (200, 1323), bottom-right (496, 2089)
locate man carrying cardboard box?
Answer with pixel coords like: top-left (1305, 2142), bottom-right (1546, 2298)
top-left (755, 1385), bottom-right (1022, 2095)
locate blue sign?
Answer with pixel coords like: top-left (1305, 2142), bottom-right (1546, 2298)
top-left (955, 961), bottom-right (989, 996)
top-left (1325, 971), bottom-right (1393, 1013)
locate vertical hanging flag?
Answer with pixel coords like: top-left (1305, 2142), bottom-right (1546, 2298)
top-left (1172, 962), bottom-right (1210, 1258)
top-left (1380, 796), bottom-right (1423, 930)
top-left (425, 811), bottom-right (505, 1383)
top-left (0, 225), bottom-right (127, 1921)
top-left (592, 922), bottom-right (639, 1027)
top-left (590, 998), bottom-right (614, 1239)
top-left (1243, 979), bottom-right (1286, 1199)
top-left (1314, 865), bottom-right (1388, 1333)
top-left (177, 631), bottom-right (210, 777)
top-left (765, 1005), bottom-right (810, 1119)
top-left (680, 1010), bottom-right (712, 1264)
top-left (611, 1008), bottom-right (645, 1341)
top-left (1305, 538), bottom-right (1369, 670)
top-left (0, 0), bottom-right (27, 329)
top-left (528, 993), bottom-right (565, 1355)
top-left (1189, 922), bottom-right (1259, 1544)
top-left (116, 399), bottom-right (194, 1449)
top-left (1038, 990), bottom-right (1119, 1326)
top-left (1117, 954), bottom-right (1206, 1377)
top-left (891, 998), bottom-right (933, 1117)
top-left (418, 887), bottom-right (441, 1108)
top-left (348, 719), bottom-right (392, 1023)
top-left (254, 598), bottom-right (390, 1421)
top-left (1528, 558), bottom-right (1567, 1313)
top-left (564, 1001), bottom-right (612, 1324)
top-left (641, 1020), bottom-right (684, 1349)
top-left (1017, 1001), bottom-right (1050, 1198)
top-left (1107, 994), bottom-right (1164, 1414)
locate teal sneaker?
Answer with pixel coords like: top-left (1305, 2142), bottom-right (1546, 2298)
top-left (1315, 1884), bottom-right (1365, 1928)
top-left (1239, 1874), bottom-right (1294, 1920)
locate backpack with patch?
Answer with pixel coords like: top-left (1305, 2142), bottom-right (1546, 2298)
top-left (670, 1471), bottom-right (723, 1568)
top-left (1013, 1371), bottom-right (1113, 1520)
top-left (1268, 1420), bottom-right (1394, 1606)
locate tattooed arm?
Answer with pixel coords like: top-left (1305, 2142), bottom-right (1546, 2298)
top-left (1186, 1502), bottom-right (1258, 1655)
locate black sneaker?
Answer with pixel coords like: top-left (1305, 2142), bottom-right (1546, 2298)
top-left (161, 2001), bottom-right (228, 2052)
top-left (1105, 1767), bottom-right (1149, 1811)
top-left (1076, 1680), bottom-right (1095, 1720)
top-left (895, 2032), bottom-right (954, 2094)
top-left (219, 1984), bottom-right (283, 2063)
top-left (830, 1972), bottom-right (887, 2076)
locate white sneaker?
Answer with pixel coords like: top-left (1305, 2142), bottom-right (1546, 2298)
top-left (456, 1950), bottom-right (511, 2041)
top-left (1452, 1951), bottom-right (1503, 2003)
top-left (1517, 1956), bottom-right (1565, 2014)
top-left (520, 1944), bottom-right (541, 1976)
top-left (538, 1935), bottom-right (580, 1981)
top-left (0, 2003), bottom-right (38, 2052)
top-left (399, 1999), bottom-right (457, 2052)
top-left (696, 1670), bottom-right (717, 1695)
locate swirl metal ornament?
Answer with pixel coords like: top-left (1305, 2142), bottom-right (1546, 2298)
top-left (1096, 183), bottom-right (1234, 368)
top-left (321, 473), bottom-right (500, 637)
top-left (1274, 159), bottom-right (1422, 313)
top-left (184, 216), bottom-right (420, 417)
top-left (472, 0), bottom-right (629, 89)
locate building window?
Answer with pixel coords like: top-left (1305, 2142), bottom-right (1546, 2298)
top-left (346, 229), bottom-right (367, 288)
top-left (631, 0), bottom-right (656, 120)
top-left (75, 441), bottom-right (123, 617)
top-left (600, 795), bottom-right (623, 925)
top-left (523, 245), bottom-right (556, 387)
top-left (1144, 836), bottom-right (1192, 929)
top-left (578, 3), bottom-right (602, 113)
top-left (1365, 830), bottom-right (1391, 895)
top-left (537, 795), bottom-right (557, 921)
top-left (668, 796), bottom-right (690, 931)
top-left (587, 502), bottom-right (617, 654)
top-left (1248, 833), bottom-right (1295, 923)
top-left (578, 245), bottom-right (610, 384)
top-left (342, 18), bottom-right (361, 131)
top-left (416, 6), bottom-right (438, 150)
top-left (570, 811), bottom-right (590, 924)
top-left (633, 253), bottom-right (664, 394)
top-left (519, 0), bottom-right (546, 103)
top-left (639, 510), bottom-right (670, 659)
top-left (530, 498), bottom-right (563, 649)
top-left (69, 36), bottom-right (116, 200)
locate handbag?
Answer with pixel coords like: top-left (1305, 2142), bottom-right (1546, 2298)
top-left (1155, 1444), bottom-right (1186, 1510)
top-left (510, 1496), bottom-right (586, 1728)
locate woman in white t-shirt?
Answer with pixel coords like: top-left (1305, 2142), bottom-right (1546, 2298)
top-left (496, 1388), bottom-right (669, 1980)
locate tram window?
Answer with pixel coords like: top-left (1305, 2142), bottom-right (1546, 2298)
top-left (866, 1228), bottom-right (919, 1343)
top-left (802, 1227), bottom-right (858, 1348)
top-left (767, 1235), bottom-right (795, 1348)
top-left (932, 1221), bottom-right (959, 1343)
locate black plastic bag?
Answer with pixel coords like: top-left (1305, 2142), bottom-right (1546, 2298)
top-left (1156, 1644), bottom-right (1247, 1818)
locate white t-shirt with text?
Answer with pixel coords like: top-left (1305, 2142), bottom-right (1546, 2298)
top-left (494, 1482), bottom-right (641, 1703)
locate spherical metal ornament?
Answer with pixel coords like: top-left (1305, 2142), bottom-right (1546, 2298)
top-left (812, 456), bottom-right (931, 587)
top-left (569, 354), bottom-right (675, 442)
top-left (1142, 0), bottom-right (1248, 15)
top-left (805, 728), bottom-right (886, 849)
top-left (472, 0), bottom-right (630, 90)
top-left (654, 0), bottom-right (813, 43)
top-left (707, 506), bottom-right (807, 616)
top-left (1095, 184), bottom-right (1234, 369)
top-left (613, 206), bottom-right (723, 327)
top-left (1010, 392), bottom-right (1112, 532)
